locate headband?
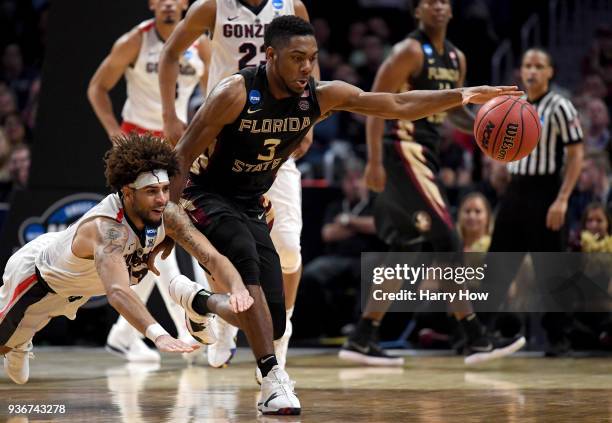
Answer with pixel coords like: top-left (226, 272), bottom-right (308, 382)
top-left (128, 170), bottom-right (169, 190)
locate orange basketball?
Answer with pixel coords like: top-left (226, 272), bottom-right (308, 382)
top-left (473, 96), bottom-right (541, 163)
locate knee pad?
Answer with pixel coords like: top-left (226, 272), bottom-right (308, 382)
top-left (273, 232), bottom-right (302, 274)
top-left (269, 301), bottom-right (287, 340)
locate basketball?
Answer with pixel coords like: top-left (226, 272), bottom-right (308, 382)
top-left (473, 96), bottom-right (541, 162)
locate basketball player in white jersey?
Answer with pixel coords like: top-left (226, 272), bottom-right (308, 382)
top-left (88, 0), bottom-right (210, 362)
top-left (0, 134), bottom-right (253, 384)
top-left (159, 0), bottom-right (316, 371)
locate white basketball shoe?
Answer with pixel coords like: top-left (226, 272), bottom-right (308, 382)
top-left (4, 340), bottom-right (33, 384)
top-left (106, 324), bottom-right (161, 363)
top-left (168, 275), bottom-right (217, 345)
top-left (207, 317), bottom-right (238, 368)
top-left (257, 365), bottom-right (301, 415)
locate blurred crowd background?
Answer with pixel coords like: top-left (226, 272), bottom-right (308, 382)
top-left (0, 0), bottom-right (610, 351)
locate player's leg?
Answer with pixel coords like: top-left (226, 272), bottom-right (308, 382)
top-left (105, 273), bottom-right (160, 362)
top-left (266, 159), bottom-right (303, 369)
top-left (246, 214), bottom-right (301, 415)
top-left (1, 251), bottom-right (59, 384)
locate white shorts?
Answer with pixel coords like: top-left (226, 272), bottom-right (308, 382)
top-left (0, 237), bottom-right (88, 348)
top-left (266, 158), bottom-right (303, 273)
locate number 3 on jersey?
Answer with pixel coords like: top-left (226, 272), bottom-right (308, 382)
top-left (257, 138), bottom-right (281, 161)
top-left (239, 43), bottom-right (266, 69)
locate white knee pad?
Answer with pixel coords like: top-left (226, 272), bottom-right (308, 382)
top-left (274, 232), bottom-right (302, 274)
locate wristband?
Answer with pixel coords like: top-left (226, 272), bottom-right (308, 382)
top-left (145, 323), bottom-right (168, 342)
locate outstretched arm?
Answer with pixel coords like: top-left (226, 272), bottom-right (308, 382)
top-left (89, 218), bottom-right (197, 353)
top-left (163, 202), bottom-right (253, 313)
top-left (317, 80), bottom-right (522, 122)
top-left (159, 0), bottom-right (216, 145)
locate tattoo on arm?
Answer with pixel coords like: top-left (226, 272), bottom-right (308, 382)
top-left (164, 202), bottom-right (211, 265)
top-left (100, 219), bottom-right (129, 255)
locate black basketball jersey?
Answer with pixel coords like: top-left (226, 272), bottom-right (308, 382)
top-left (386, 29), bottom-right (461, 158)
top-left (189, 65), bottom-right (321, 201)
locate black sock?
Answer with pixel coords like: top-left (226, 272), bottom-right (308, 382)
top-left (192, 289), bottom-right (213, 315)
top-left (257, 354), bottom-right (278, 378)
top-left (460, 313), bottom-right (485, 341)
top-left (351, 318), bottom-right (380, 344)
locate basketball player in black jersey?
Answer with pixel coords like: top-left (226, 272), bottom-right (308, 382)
top-left (339, 0), bottom-right (526, 366)
top-left (164, 15), bottom-right (519, 415)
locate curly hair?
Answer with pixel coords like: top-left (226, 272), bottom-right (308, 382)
top-left (104, 133), bottom-right (179, 191)
top-left (264, 15), bottom-right (314, 50)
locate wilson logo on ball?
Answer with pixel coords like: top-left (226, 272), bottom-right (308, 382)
top-left (497, 123), bottom-right (519, 161)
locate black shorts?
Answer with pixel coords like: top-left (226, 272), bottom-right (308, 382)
top-left (374, 140), bottom-right (460, 252)
top-left (181, 186), bottom-right (284, 306)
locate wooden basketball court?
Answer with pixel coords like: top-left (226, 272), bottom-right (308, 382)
top-left (2, 348), bottom-right (612, 422)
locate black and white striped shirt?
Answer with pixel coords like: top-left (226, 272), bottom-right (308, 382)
top-left (507, 91), bottom-right (583, 176)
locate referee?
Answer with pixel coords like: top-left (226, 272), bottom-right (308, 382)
top-left (487, 47), bottom-right (584, 355)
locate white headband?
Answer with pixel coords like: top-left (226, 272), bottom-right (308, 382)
top-left (128, 170), bottom-right (169, 190)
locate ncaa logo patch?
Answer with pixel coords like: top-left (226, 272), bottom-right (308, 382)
top-left (299, 100), bottom-right (310, 111)
top-left (272, 0), bottom-right (283, 9)
top-left (423, 44), bottom-right (433, 56)
top-left (18, 193), bottom-right (104, 245)
top-left (249, 89), bottom-right (261, 105)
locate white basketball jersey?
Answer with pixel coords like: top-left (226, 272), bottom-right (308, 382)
top-left (207, 0), bottom-right (295, 95)
top-left (35, 193), bottom-right (166, 298)
top-left (122, 19), bottom-right (204, 131)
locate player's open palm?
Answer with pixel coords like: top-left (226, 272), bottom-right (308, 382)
top-left (154, 334), bottom-right (200, 353)
top-left (163, 116), bottom-right (186, 146)
top-left (365, 161), bottom-right (386, 192)
top-left (229, 287), bottom-right (254, 313)
top-left (461, 86), bottom-right (523, 105)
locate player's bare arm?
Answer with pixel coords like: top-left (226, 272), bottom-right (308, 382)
top-left (171, 74), bottom-right (246, 202)
top-left (160, 0), bottom-right (216, 144)
top-left (87, 28), bottom-right (142, 141)
top-left (317, 79), bottom-right (522, 123)
top-left (163, 201), bottom-right (253, 313)
top-left (546, 142), bottom-right (584, 231)
top-left (365, 38), bottom-right (422, 191)
top-left (446, 49), bottom-right (476, 133)
top-left (76, 217), bottom-right (197, 353)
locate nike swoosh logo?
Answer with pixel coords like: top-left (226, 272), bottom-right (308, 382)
top-left (258, 212), bottom-right (266, 220)
top-left (470, 343), bottom-right (493, 352)
top-left (247, 107), bottom-right (263, 114)
top-left (228, 15), bottom-right (239, 21)
top-left (260, 355), bottom-right (274, 363)
top-left (348, 341), bottom-right (370, 354)
top-left (264, 392), bottom-right (280, 407)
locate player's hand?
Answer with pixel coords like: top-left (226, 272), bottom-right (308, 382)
top-left (546, 198), bottom-right (568, 231)
top-left (147, 236), bottom-right (175, 276)
top-left (228, 287), bottom-right (254, 313)
top-left (163, 116), bottom-right (186, 146)
top-left (365, 160), bottom-right (386, 192)
top-left (154, 334), bottom-right (200, 353)
top-left (461, 86), bottom-right (524, 105)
